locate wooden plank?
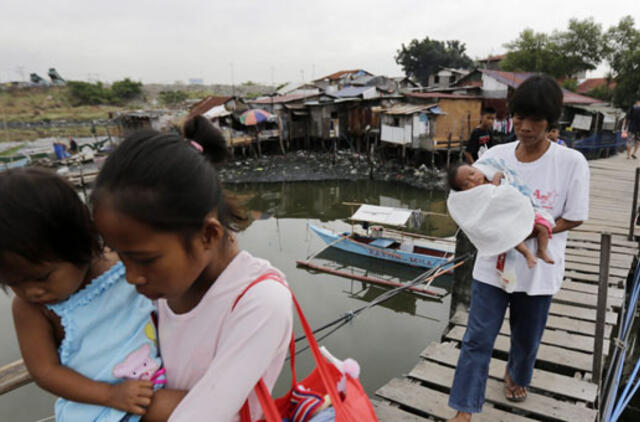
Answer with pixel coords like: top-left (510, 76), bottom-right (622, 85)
top-left (564, 261), bottom-right (629, 278)
top-left (451, 311), bottom-right (609, 354)
top-left (376, 378), bottom-right (536, 422)
top-left (564, 251), bottom-right (632, 269)
top-left (568, 232), bottom-right (637, 248)
top-left (564, 270), bottom-right (625, 286)
top-left (562, 280), bottom-right (624, 299)
top-left (0, 359), bottom-right (32, 395)
top-left (445, 325), bottom-right (593, 372)
top-left (420, 342), bottom-right (597, 403)
top-left (409, 361), bottom-right (597, 421)
top-left (566, 240), bottom-right (637, 256)
top-left (373, 400), bottom-right (433, 421)
top-left (554, 289), bottom-right (622, 310)
top-left (548, 302), bottom-right (617, 325)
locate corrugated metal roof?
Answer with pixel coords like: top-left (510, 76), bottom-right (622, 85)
top-left (334, 86), bottom-right (374, 98)
top-left (190, 96), bottom-right (233, 116)
top-left (382, 103), bottom-right (438, 115)
top-left (480, 69), bottom-right (535, 89)
top-left (480, 70), bottom-right (603, 105)
top-left (479, 54), bottom-right (506, 62)
top-left (407, 92), bottom-right (481, 100)
top-left (314, 69), bottom-right (371, 81)
top-left (249, 92), bottom-right (320, 104)
top-left (576, 78), bottom-right (616, 94)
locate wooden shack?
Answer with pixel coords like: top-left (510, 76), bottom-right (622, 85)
top-left (405, 93), bottom-right (482, 150)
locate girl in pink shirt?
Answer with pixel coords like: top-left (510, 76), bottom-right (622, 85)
top-left (92, 115), bottom-right (293, 422)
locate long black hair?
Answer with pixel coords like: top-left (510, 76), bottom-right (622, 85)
top-left (0, 168), bottom-right (102, 272)
top-left (92, 115), bottom-right (246, 238)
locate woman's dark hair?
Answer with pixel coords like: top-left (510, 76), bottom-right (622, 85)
top-left (92, 115), bottom-right (247, 239)
top-left (447, 162), bottom-right (465, 191)
top-left (0, 168), bottom-right (101, 270)
top-left (548, 122), bottom-right (560, 131)
top-left (509, 75), bottom-right (563, 124)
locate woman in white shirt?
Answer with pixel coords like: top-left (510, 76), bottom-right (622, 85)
top-left (447, 75), bottom-right (590, 422)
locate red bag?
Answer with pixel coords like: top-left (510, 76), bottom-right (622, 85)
top-left (234, 273), bottom-right (379, 422)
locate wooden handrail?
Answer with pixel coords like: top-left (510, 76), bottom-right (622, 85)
top-left (0, 359), bottom-right (32, 395)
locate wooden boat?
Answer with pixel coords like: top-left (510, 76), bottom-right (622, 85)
top-left (309, 204), bottom-right (455, 269)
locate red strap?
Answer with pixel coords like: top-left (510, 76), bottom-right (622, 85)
top-left (235, 272), bottom-right (297, 422)
top-left (235, 271), bottom-right (351, 421)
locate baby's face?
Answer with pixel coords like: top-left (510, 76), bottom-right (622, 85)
top-left (0, 253), bottom-right (89, 305)
top-left (456, 165), bottom-right (486, 191)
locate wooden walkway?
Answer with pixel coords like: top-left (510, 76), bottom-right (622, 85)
top-left (374, 153), bottom-right (639, 421)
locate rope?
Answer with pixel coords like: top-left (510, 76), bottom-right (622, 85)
top-left (603, 259), bottom-right (640, 422)
top-left (291, 252), bottom-right (475, 356)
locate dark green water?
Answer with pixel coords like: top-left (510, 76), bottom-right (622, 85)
top-left (0, 180), bottom-right (457, 421)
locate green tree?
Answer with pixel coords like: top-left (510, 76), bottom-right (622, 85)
top-left (111, 78), bottom-right (143, 102)
top-left (604, 16), bottom-right (640, 108)
top-left (159, 90), bottom-right (188, 106)
top-left (501, 19), bottom-right (604, 78)
top-left (395, 37), bottom-right (473, 86)
top-left (66, 81), bottom-right (111, 105)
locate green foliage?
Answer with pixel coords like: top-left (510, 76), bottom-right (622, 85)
top-left (242, 80), bottom-right (257, 86)
top-left (586, 83), bottom-right (614, 102)
top-left (159, 90), bottom-right (188, 105)
top-left (67, 81), bottom-right (112, 105)
top-left (501, 18), bottom-right (604, 78)
top-left (111, 78), bottom-right (142, 102)
top-left (562, 79), bottom-right (578, 92)
top-left (67, 78), bottom-right (143, 106)
top-left (604, 16), bottom-right (640, 108)
top-left (395, 37), bottom-right (473, 86)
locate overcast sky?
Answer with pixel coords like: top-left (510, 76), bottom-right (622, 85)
top-left (1, 0), bottom-right (638, 85)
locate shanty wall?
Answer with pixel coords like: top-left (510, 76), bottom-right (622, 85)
top-left (433, 98), bottom-right (482, 142)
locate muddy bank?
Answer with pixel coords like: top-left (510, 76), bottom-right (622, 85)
top-left (218, 150), bottom-right (446, 190)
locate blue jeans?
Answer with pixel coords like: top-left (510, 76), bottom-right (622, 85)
top-left (448, 280), bottom-right (552, 413)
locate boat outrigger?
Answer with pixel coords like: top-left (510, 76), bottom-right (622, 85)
top-left (308, 204), bottom-right (455, 269)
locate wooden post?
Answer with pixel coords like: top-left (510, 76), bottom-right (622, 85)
top-left (628, 167), bottom-right (640, 241)
top-left (450, 230), bottom-right (476, 319)
top-left (593, 232), bottom-right (611, 386)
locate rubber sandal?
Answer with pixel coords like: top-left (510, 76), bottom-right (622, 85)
top-left (504, 383), bottom-right (527, 402)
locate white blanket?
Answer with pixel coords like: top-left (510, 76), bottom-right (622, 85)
top-left (447, 183), bottom-right (535, 257)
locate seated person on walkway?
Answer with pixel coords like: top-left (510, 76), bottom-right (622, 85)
top-left (445, 75), bottom-right (590, 422)
top-left (447, 160), bottom-right (554, 269)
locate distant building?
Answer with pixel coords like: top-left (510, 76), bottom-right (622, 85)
top-left (576, 78), bottom-right (616, 95)
top-left (478, 54), bottom-right (505, 70)
top-left (427, 68), bottom-right (470, 89)
top-left (189, 78), bottom-right (204, 85)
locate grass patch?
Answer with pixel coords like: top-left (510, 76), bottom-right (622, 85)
top-left (0, 143), bottom-right (26, 156)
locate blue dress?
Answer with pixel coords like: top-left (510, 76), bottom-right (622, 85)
top-left (47, 262), bottom-right (163, 422)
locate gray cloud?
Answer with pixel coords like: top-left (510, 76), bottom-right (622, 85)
top-left (1, 0), bottom-right (637, 84)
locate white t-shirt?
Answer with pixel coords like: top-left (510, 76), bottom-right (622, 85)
top-left (159, 250), bottom-right (293, 422)
top-left (472, 141), bottom-right (590, 295)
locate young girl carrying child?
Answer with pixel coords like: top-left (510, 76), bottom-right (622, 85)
top-left (91, 115), bottom-right (294, 422)
top-left (0, 168), bottom-right (184, 422)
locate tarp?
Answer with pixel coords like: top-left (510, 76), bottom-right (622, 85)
top-left (350, 204), bottom-right (422, 228)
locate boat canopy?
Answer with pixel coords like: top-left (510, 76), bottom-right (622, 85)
top-left (350, 204), bottom-right (423, 228)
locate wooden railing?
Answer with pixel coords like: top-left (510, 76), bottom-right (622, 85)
top-left (0, 359), bottom-right (31, 395)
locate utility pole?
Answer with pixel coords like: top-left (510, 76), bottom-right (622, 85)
top-left (15, 66), bottom-right (25, 82)
top-left (230, 63), bottom-right (235, 97)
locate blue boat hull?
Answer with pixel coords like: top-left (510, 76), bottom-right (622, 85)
top-left (309, 224), bottom-right (451, 270)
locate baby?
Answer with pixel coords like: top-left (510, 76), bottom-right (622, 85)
top-left (449, 163), bottom-right (554, 268)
